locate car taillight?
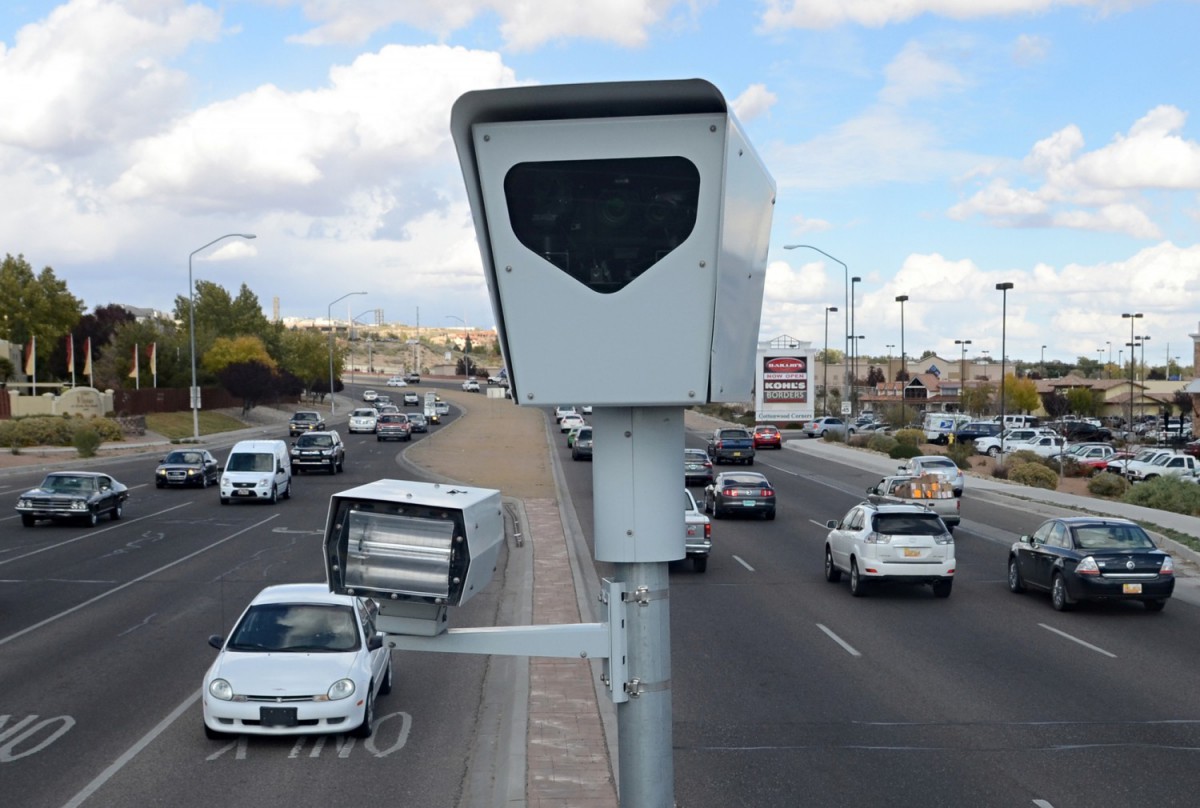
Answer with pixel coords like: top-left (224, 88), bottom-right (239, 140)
top-left (715, 441), bottom-right (724, 449)
top-left (704, 523), bottom-right (711, 540)
top-left (723, 487), bottom-right (737, 497)
top-left (1075, 556), bottom-right (1100, 576)
top-left (704, 460), bottom-right (712, 469)
top-left (761, 489), bottom-right (774, 497)
top-left (865, 531), bottom-right (892, 544)
top-left (1161, 556), bottom-right (1175, 576)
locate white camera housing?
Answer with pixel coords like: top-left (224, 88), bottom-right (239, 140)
top-left (452, 79), bottom-right (775, 407)
top-left (323, 480), bottom-right (504, 636)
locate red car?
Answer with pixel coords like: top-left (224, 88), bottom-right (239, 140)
top-left (753, 425), bottom-right (782, 450)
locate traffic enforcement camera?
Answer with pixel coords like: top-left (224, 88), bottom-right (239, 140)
top-left (323, 480), bottom-right (504, 636)
top-left (451, 79), bottom-right (776, 407)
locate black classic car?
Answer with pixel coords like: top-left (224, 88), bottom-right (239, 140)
top-left (288, 411), bottom-right (326, 436)
top-left (155, 449), bottom-right (220, 488)
top-left (16, 471), bottom-right (129, 527)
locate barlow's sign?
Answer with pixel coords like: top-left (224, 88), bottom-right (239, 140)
top-left (755, 338), bottom-right (815, 423)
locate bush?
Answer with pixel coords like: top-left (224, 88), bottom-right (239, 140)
top-left (0, 415), bottom-right (123, 448)
top-left (945, 442), bottom-right (973, 469)
top-left (888, 443), bottom-right (922, 460)
top-left (73, 427), bottom-right (102, 458)
top-left (847, 434), bottom-right (872, 449)
top-left (894, 428), bottom-right (923, 447)
top-left (1009, 462), bottom-right (1058, 490)
top-left (867, 433), bottom-right (898, 454)
top-left (1088, 472), bottom-right (1130, 498)
top-left (1122, 476), bottom-right (1200, 516)
top-left (1003, 449), bottom-right (1058, 472)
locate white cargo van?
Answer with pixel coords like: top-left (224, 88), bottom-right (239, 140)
top-left (922, 413), bottom-right (972, 445)
top-left (220, 440), bottom-right (292, 504)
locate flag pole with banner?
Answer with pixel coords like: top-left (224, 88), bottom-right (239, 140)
top-left (83, 337), bottom-right (93, 387)
top-left (129, 343), bottom-right (139, 390)
top-left (66, 335), bottom-right (75, 387)
top-left (24, 336), bottom-right (36, 394)
top-left (149, 342), bottom-right (157, 388)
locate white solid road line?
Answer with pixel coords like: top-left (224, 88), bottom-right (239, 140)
top-left (733, 555), bottom-right (755, 572)
top-left (817, 623), bottom-right (862, 657)
top-left (1039, 623), bottom-right (1118, 658)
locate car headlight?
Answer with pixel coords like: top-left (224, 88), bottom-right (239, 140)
top-left (327, 679), bottom-right (355, 701)
top-left (17, 498), bottom-right (29, 508)
top-left (156, 469), bottom-right (167, 477)
top-left (71, 501), bottom-right (87, 511)
top-left (209, 678), bottom-right (234, 701)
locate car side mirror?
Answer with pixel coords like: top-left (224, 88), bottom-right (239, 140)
top-left (826, 520), bottom-right (838, 529)
top-left (217, 466), bottom-right (224, 474)
top-left (367, 634), bottom-right (384, 651)
top-left (208, 634), bottom-right (224, 650)
top-left (1020, 535), bottom-right (1032, 545)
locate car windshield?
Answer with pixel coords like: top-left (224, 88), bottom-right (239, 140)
top-left (723, 475), bottom-right (767, 488)
top-left (685, 450), bottom-right (707, 461)
top-left (719, 430), bottom-right (749, 439)
top-left (1071, 524), bottom-right (1156, 550)
top-left (872, 513), bottom-right (945, 535)
top-left (297, 435), bottom-right (332, 448)
top-left (165, 451), bottom-right (201, 464)
top-left (44, 475), bottom-right (95, 492)
top-left (227, 603), bottom-right (360, 653)
top-left (226, 452), bottom-right (274, 472)
top-left (920, 459), bottom-right (956, 470)
top-left (292, 413), bottom-right (317, 422)
top-left (352, 409), bottom-right (375, 417)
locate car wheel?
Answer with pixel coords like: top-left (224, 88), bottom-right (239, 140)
top-left (849, 560), bottom-right (867, 597)
top-left (819, 430), bottom-right (828, 438)
top-left (155, 482), bottom-right (165, 489)
top-left (200, 475), bottom-right (209, 489)
top-left (693, 556), bottom-right (708, 573)
top-left (987, 446), bottom-right (1001, 457)
top-left (220, 497), bottom-right (230, 505)
top-left (932, 578), bottom-right (953, 598)
top-left (824, 547), bottom-right (842, 583)
top-left (379, 659), bottom-right (393, 695)
top-left (747, 457), bottom-right (754, 466)
top-left (110, 502), bottom-right (123, 521)
top-left (85, 509), bottom-right (99, 527)
top-left (270, 485), bottom-right (278, 505)
top-left (282, 479), bottom-right (291, 500)
top-left (766, 510), bottom-right (775, 521)
top-left (1144, 599), bottom-right (1167, 613)
top-left (21, 515), bottom-right (35, 527)
top-left (1007, 557), bottom-right (1025, 593)
top-left (204, 722), bottom-right (229, 741)
top-left (713, 507), bottom-right (724, 519)
top-left (351, 689), bottom-right (375, 738)
top-left (1051, 573), bottom-right (1073, 611)
top-left (337, 458), bottom-right (344, 473)
top-left (377, 436), bottom-right (382, 442)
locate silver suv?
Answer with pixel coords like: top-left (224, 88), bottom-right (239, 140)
top-left (824, 501), bottom-right (955, 598)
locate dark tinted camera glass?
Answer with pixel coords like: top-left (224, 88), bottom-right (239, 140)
top-left (504, 157), bottom-right (700, 293)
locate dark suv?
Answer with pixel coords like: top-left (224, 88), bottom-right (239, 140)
top-left (288, 411), bottom-right (326, 436)
top-left (289, 431), bottom-right (345, 474)
top-left (953, 421), bottom-right (1001, 443)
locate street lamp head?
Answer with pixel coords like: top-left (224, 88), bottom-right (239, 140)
top-left (995, 282), bottom-right (1014, 291)
top-left (852, 276), bottom-right (861, 283)
top-left (826, 306), bottom-right (838, 313)
top-left (895, 294), bottom-right (908, 303)
top-left (1122, 312), bottom-right (1143, 319)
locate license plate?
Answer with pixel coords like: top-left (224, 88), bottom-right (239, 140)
top-left (903, 548), bottom-right (921, 558)
top-left (1123, 583), bottom-right (1143, 594)
top-left (742, 500), bottom-right (756, 506)
top-left (260, 706), bottom-right (298, 727)
top-left (235, 489), bottom-right (254, 497)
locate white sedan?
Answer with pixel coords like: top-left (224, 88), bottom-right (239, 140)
top-left (560, 413), bottom-right (586, 433)
top-left (347, 408), bottom-right (378, 434)
top-left (202, 584), bottom-right (392, 739)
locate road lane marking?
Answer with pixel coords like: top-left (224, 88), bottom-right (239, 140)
top-left (0, 503), bottom-right (192, 567)
top-left (733, 555), bottom-right (755, 572)
top-left (1033, 800), bottom-right (1056, 807)
top-left (61, 691), bottom-right (200, 808)
top-left (0, 513), bottom-right (280, 648)
top-left (1038, 623), bottom-right (1117, 658)
top-left (817, 623), bottom-right (861, 657)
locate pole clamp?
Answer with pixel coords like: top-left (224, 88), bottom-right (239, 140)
top-left (622, 586), bottom-right (668, 606)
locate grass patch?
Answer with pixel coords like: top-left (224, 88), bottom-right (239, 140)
top-left (145, 411), bottom-right (252, 441)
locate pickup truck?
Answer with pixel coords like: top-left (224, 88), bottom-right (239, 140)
top-left (1000, 434), bottom-right (1065, 459)
top-left (1126, 452), bottom-right (1200, 483)
top-left (684, 490), bottom-right (712, 573)
top-left (706, 427), bottom-right (755, 465)
top-left (867, 474), bottom-right (961, 532)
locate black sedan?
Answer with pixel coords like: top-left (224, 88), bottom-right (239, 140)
top-left (155, 449), bottom-right (220, 488)
top-left (16, 471), bottom-right (129, 527)
top-left (702, 471), bottom-right (776, 520)
top-left (1007, 517), bottom-right (1174, 611)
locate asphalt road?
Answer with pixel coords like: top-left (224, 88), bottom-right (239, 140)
top-left (555, 425), bottom-right (1200, 808)
top-left (0, 390), bottom-right (514, 808)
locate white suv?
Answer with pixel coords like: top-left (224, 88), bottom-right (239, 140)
top-left (824, 501), bottom-right (955, 598)
top-left (973, 427), bottom-right (1058, 457)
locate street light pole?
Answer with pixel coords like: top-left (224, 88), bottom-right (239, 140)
top-left (996, 282), bottom-right (1014, 455)
top-left (1041, 344), bottom-right (1046, 376)
top-left (1122, 313), bottom-right (1143, 430)
top-left (1096, 349), bottom-right (1105, 379)
top-left (328, 292), bottom-right (367, 416)
top-left (785, 245), bottom-right (849, 406)
top-left (188, 233), bottom-right (256, 442)
top-left (955, 339), bottom-right (972, 413)
top-left (823, 306), bottom-right (838, 416)
top-left (1139, 335), bottom-right (1151, 423)
top-left (895, 295), bottom-right (908, 427)
top-left (850, 275), bottom-right (861, 418)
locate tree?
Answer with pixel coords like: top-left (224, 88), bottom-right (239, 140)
top-left (866, 366), bottom-right (885, 386)
top-left (0, 254), bottom-right (85, 371)
top-left (1065, 387), bottom-right (1101, 417)
top-left (278, 329), bottom-right (332, 395)
top-left (218, 361), bottom-right (278, 416)
top-left (202, 335), bottom-right (276, 376)
top-left (1001, 374), bottom-right (1040, 414)
top-left (0, 356), bottom-right (12, 384)
top-left (1041, 392), bottom-right (1070, 420)
top-left (963, 382), bottom-right (993, 415)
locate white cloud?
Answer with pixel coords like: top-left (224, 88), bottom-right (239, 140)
top-left (1011, 33), bottom-right (1050, 65)
top-left (759, 0), bottom-right (1133, 30)
top-left (732, 83), bottom-right (777, 122)
top-left (879, 41), bottom-right (969, 105)
top-left (285, 0), bottom-right (678, 51)
top-left (949, 107), bottom-right (1200, 237)
top-left (790, 213), bottom-right (833, 233)
top-left (110, 44), bottom-right (517, 214)
top-left (0, 0), bottom-right (222, 153)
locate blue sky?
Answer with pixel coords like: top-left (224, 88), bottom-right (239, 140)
top-left (1, 0), bottom-right (1197, 370)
